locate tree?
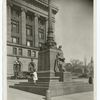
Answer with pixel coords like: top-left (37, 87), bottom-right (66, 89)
top-left (64, 63), bottom-right (72, 72)
top-left (70, 59), bottom-right (84, 74)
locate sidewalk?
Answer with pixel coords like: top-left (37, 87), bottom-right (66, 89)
top-left (52, 92), bottom-right (93, 100)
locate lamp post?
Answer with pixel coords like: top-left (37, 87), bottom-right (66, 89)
top-left (46, 0), bottom-right (56, 48)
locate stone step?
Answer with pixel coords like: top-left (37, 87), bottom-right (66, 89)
top-left (38, 77), bottom-right (60, 82)
top-left (9, 85), bottom-right (47, 96)
top-left (28, 76), bottom-right (60, 83)
top-left (14, 81), bottom-right (92, 88)
top-left (14, 83), bottom-right (49, 87)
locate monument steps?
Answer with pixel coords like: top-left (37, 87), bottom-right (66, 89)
top-left (9, 80), bottom-right (93, 97)
top-left (16, 81), bottom-right (89, 87)
top-left (9, 85), bottom-right (47, 96)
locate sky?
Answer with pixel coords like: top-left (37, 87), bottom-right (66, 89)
top-left (53, 0), bottom-right (93, 63)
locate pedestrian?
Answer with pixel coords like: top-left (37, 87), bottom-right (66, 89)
top-left (32, 69), bottom-right (38, 85)
top-left (88, 76), bottom-right (93, 84)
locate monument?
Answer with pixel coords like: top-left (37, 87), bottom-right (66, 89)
top-left (10, 0), bottom-right (93, 97)
top-left (37, 0), bottom-right (71, 83)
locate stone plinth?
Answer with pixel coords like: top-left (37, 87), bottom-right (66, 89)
top-left (63, 72), bottom-right (72, 82)
top-left (38, 48), bottom-right (61, 72)
top-left (55, 72), bottom-right (72, 82)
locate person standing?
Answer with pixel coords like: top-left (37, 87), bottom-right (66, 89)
top-left (32, 69), bottom-right (38, 85)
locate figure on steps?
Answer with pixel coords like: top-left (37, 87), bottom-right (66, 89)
top-left (32, 69), bottom-right (38, 85)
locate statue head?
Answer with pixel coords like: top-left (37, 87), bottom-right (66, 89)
top-left (31, 58), bottom-right (33, 62)
top-left (58, 45), bottom-right (62, 50)
top-left (16, 57), bottom-right (19, 61)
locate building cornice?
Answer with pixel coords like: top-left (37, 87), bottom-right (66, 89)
top-left (8, 0), bottom-right (58, 14)
top-left (35, 0), bottom-right (59, 14)
top-left (7, 42), bottom-right (40, 51)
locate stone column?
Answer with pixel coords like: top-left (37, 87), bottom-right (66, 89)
top-left (32, 15), bottom-right (35, 46)
top-left (52, 18), bottom-right (56, 41)
top-left (7, 3), bottom-right (12, 42)
top-left (46, 18), bottom-right (48, 41)
top-left (21, 8), bottom-right (26, 45)
top-left (34, 14), bottom-right (39, 47)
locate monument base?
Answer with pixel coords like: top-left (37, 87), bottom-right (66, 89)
top-left (9, 71), bottom-right (93, 97)
top-left (9, 48), bottom-right (93, 97)
top-left (10, 80), bottom-right (93, 97)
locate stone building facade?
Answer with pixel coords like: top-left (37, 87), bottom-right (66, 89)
top-left (7, 0), bottom-right (58, 77)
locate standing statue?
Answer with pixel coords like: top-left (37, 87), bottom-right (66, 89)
top-left (54, 53), bottom-right (60, 72)
top-left (28, 58), bottom-right (36, 73)
top-left (13, 57), bottom-right (22, 79)
top-left (54, 45), bottom-right (65, 73)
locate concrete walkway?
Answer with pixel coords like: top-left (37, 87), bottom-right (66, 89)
top-left (52, 92), bottom-right (93, 100)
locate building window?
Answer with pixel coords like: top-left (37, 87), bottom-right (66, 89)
top-left (19, 48), bottom-right (22, 56)
top-left (32, 51), bottom-right (36, 57)
top-left (39, 29), bottom-right (45, 39)
top-left (11, 20), bottom-right (19, 33)
top-left (26, 25), bottom-right (32, 36)
top-left (13, 47), bottom-right (17, 55)
top-left (12, 37), bottom-right (19, 44)
top-left (26, 14), bottom-right (32, 22)
top-left (27, 50), bottom-right (31, 57)
top-left (38, 18), bottom-right (46, 40)
top-left (39, 42), bottom-right (45, 47)
top-left (26, 40), bottom-right (33, 47)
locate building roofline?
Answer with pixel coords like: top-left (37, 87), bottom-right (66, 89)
top-left (31, 0), bottom-right (59, 14)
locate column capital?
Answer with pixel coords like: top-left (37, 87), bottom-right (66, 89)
top-left (34, 13), bottom-right (40, 18)
top-left (7, 1), bottom-right (13, 7)
top-left (21, 8), bottom-right (27, 13)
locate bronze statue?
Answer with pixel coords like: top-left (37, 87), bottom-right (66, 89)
top-left (54, 52), bottom-right (65, 73)
top-left (28, 58), bottom-right (36, 73)
top-left (13, 57), bottom-right (22, 79)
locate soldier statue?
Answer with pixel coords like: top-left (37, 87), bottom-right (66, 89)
top-left (13, 57), bottom-right (22, 79)
top-left (28, 58), bottom-right (36, 73)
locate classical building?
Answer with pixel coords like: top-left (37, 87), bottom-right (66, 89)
top-left (7, 0), bottom-right (58, 77)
